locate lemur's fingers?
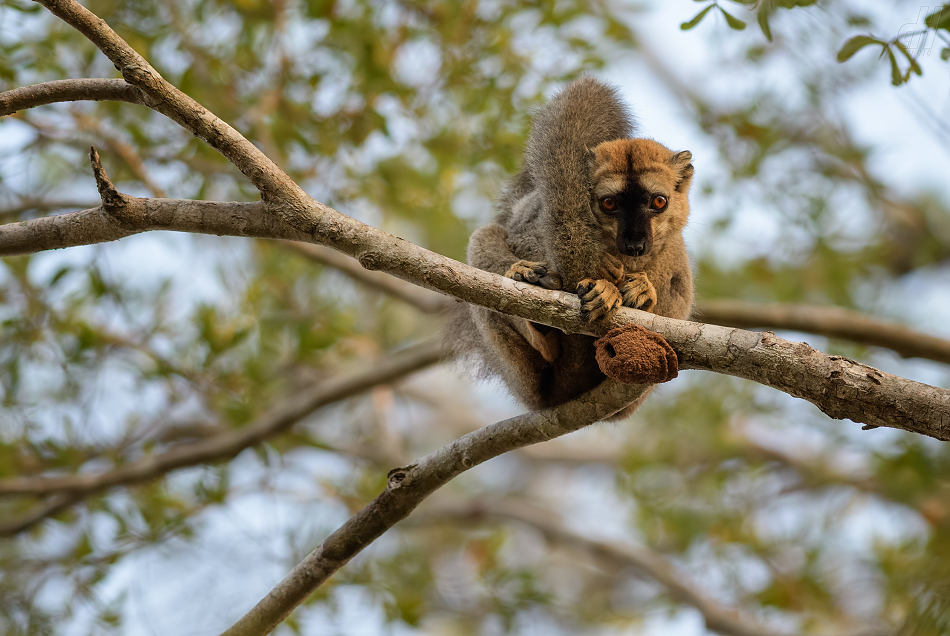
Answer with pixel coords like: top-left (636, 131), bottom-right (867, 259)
top-left (538, 272), bottom-right (562, 290)
top-left (618, 272), bottom-right (658, 312)
top-left (505, 260), bottom-right (553, 286)
top-left (599, 253), bottom-right (625, 285)
top-left (577, 278), bottom-right (622, 321)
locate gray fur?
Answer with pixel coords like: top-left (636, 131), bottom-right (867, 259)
top-left (446, 78), bottom-right (691, 413)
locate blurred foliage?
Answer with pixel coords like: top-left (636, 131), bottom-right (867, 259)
top-left (1, 0), bottom-right (949, 635)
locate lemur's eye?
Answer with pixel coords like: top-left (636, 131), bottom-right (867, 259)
top-left (650, 194), bottom-right (668, 210)
top-left (600, 196), bottom-right (618, 212)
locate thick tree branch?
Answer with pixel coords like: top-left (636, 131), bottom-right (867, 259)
top-left (0, 78), bottom-right (145, 116)
top-left (220, 380), bottom-right (651, 636)
top-left (0, 342), bottom-right (442, 514)
top-left (0, 199), bottom-right (302, 255)
top-left (417, 501), bottom-right (788, 636)
top-left (697, 300), bottom-right (950, 366)
top-left (284, 244), bottom-right (950, 366)
top-left (3, 194), bottom-right (949, 441)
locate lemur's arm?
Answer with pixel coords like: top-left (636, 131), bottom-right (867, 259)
top-left (521, 77), bottom-right (636, 288)
top-left (468, 223), bottom-right (561, 290)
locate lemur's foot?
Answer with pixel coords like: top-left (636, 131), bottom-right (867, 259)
top-left (618, 272), bottom-right (657, 312)
top-left (599, 253), bottom-right (626, 286)
top-left (505, 260), bottom-right (562, 290)
top-left (577, 278), bottom-right (623, 322)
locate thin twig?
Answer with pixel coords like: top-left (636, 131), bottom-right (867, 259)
top-left (77, 114), bottom-right (167, 197)
top-left (34, 0), bottom-right (311, 214)
top-left (0, 493), bottom-right (84, 537)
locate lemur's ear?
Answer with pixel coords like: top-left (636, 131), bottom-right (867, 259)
top-left (670, 150), bottom-right (694, 192)
top-left (585, 145), bottom-right (596, 170)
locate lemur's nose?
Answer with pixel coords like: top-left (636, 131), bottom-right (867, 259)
top-left (623, 239), bottom-right (647, 257)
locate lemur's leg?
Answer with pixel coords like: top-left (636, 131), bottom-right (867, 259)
top-left (468, 223), bottom-right (562, 362)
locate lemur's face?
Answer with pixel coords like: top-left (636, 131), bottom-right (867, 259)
top-left (590, 138), bottom-right (693, 258)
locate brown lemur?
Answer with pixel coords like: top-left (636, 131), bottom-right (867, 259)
top-left (448, 77), bottom-right (694, 416)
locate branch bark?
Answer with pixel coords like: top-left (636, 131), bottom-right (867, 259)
top-left (417, 501), bottom-right (788, 636)
top-left (0, 199), bottom-right (302, 255)
top-left (0, 78), bottom-right (145, 115)
top-left (220, 380), bottom-right (651, 636)
top-left (0, 341), bottom-right (443, 534)
top-left (697, 299), bottom-right (950, 366)
top-left (282, 244), bottom-right (950, 366)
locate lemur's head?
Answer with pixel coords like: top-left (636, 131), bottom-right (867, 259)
top-left (589, 138), bottom-right (693, 258)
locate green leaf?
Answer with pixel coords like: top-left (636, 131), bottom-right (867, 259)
top-left (886, 47), bottom-right (902, 86)
top-left (681, 5), bottom-right (714, 31)
top-left (49, 265), bottom-right (72, 287)
top-left (719, 7), bottom-right (747, 30)
top-left (924, 7), bottom-right (950, 30)
top-left (893, 40), bottom-right (922, 76)
top-left (941, 47), bottom-right (950, 61)
top-left (836, 35), bottom-right (882, 62)
top-left (757, 6), bottom-right (773, 41)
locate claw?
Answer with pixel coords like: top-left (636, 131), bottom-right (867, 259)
top-left (539, 274), bottom-right (561, 290)
top-left (577, 278), bottom-right (622, 321)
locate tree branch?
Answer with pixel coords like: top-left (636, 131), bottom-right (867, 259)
top-left (281, 244), bottom-right (950, 366)
top-left (0, 341), bottom-right (443, 532)
top-left (0, 493), bottom-right (83, 537)
top-left (0, 78), bottom-right (145, 116)
top-left (0, 199), bottom-right (301, 255)
top-left (697, 300), bottom-right (950, 366)
top-left (417, 501), bottom-right (788, 636)
top-left (220, 380), bottom-right (651, 636)
top-left (3, 194), bottom-right (948, 441)
top-left (34, 0), bottom-right (313, 221)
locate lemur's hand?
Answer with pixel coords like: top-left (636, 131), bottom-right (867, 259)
top-left (599, 253), bottom-right (626, 286)
top-left (618, 272), bottom-right (657, 312)
top-left (505, 260), bottom-right (562, 290)
top-left (576, 278), bottom-right (623, 322)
